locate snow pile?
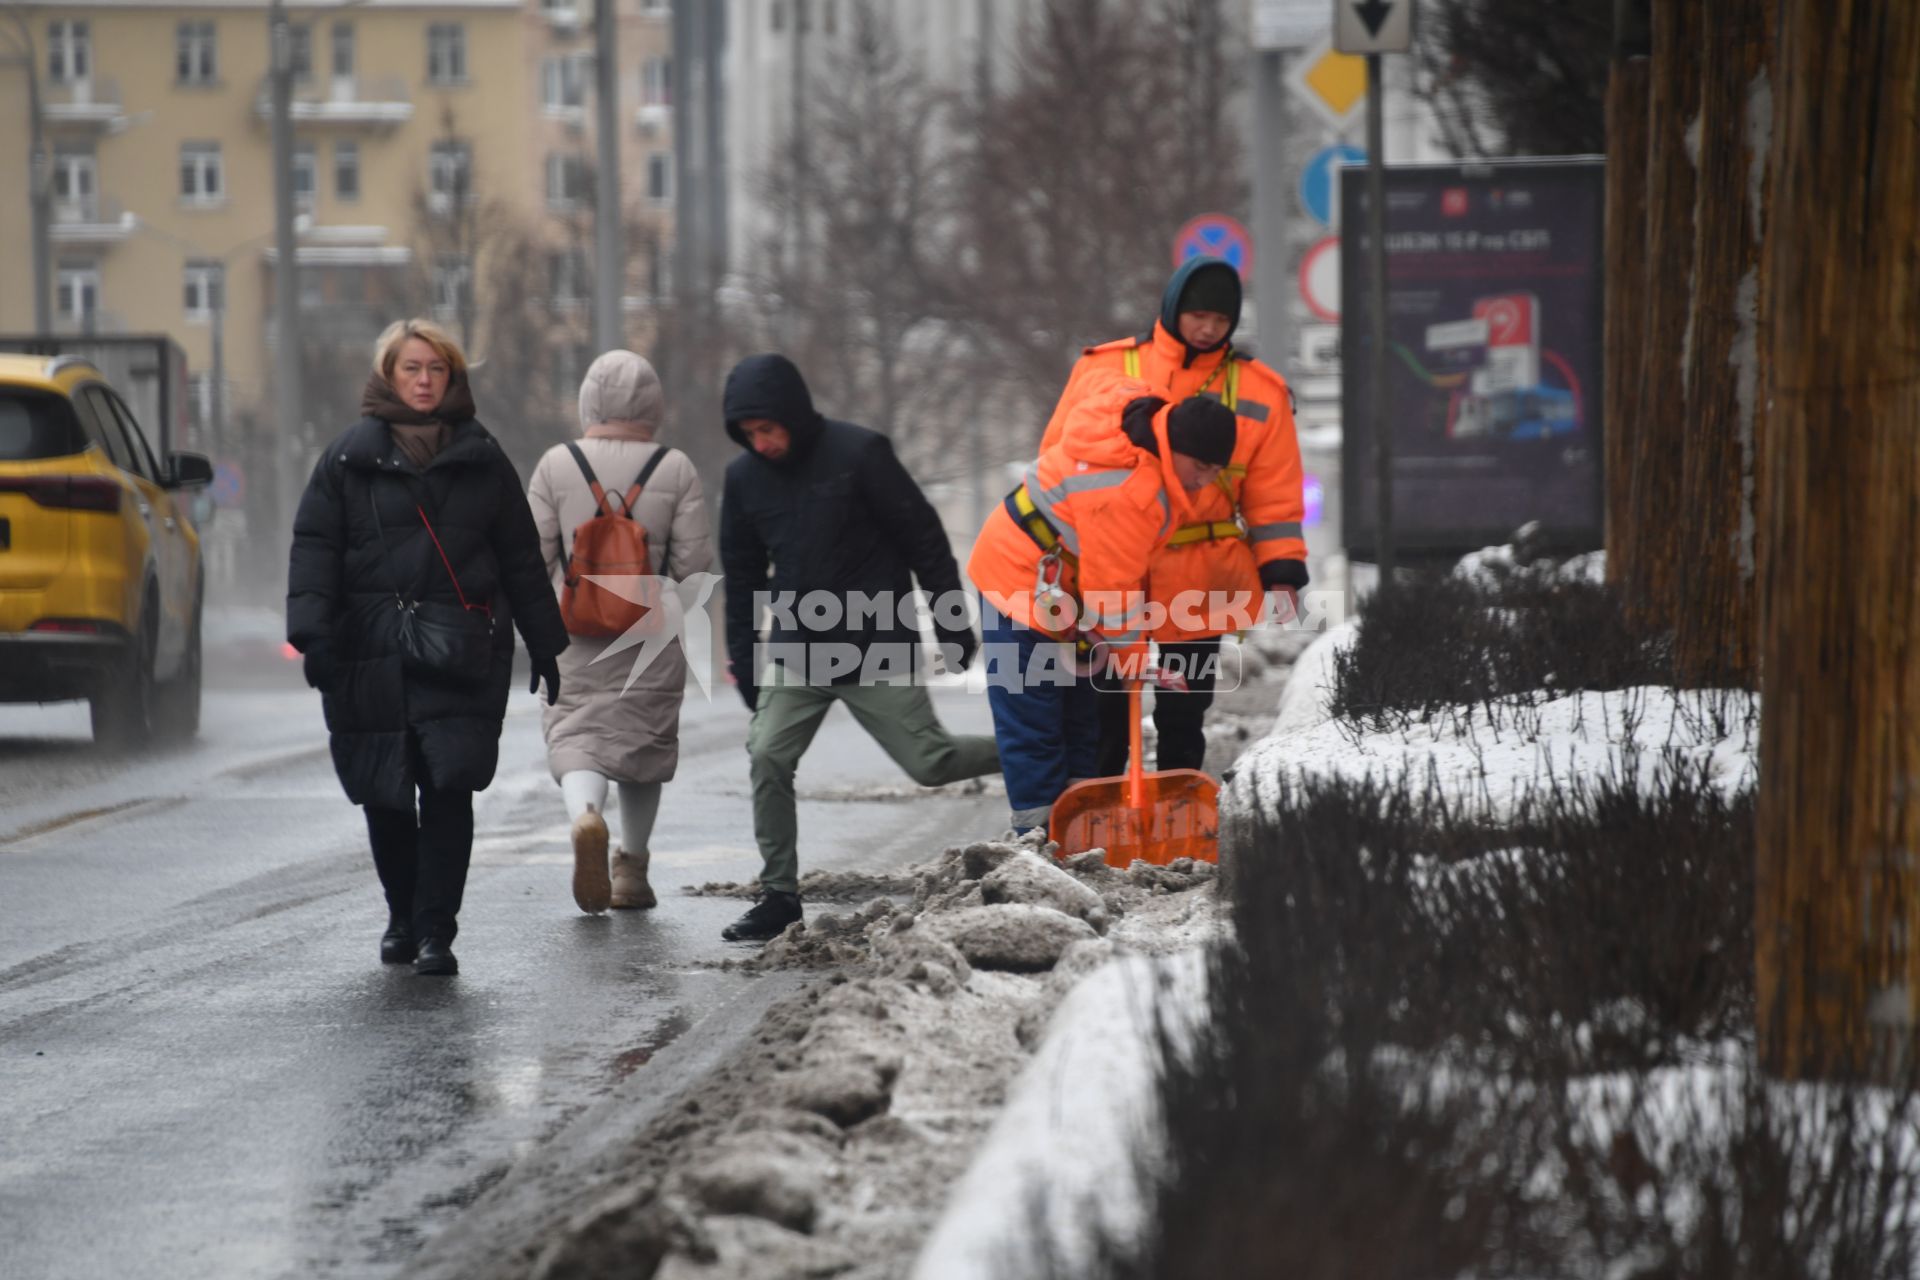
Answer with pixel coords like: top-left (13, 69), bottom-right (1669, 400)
top-left (521, 840), bottom-right (1220, 1280)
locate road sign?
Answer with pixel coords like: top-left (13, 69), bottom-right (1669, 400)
top-left (1298, 323), bottom-right (1342, 373)
top-left (1335, 0), bottom-right (1413, 55)
top-left (1172, 213), bottom-right (1253, 276)
top-left (1252, 0), bottom-right (1327, 49)
top-left (1299, 143), bottom-right (1366, 226)
top-left (1285, 38), bottom-right (1368, 127)
top-left (1299, 236), bottom-right (1341, 323)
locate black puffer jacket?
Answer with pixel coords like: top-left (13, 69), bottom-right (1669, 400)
top-left (287, 417), bottom-right (568, 810)
top-left (719, 354), bottom-right (971, 686)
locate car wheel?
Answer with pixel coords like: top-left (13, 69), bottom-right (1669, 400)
top-left (92, 596), bottom-right (157, 750)
top-left (156, 596), bottom-right (203, 743)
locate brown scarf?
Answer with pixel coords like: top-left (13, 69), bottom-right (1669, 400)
top-left (361, 372), bottom-right (478, 469)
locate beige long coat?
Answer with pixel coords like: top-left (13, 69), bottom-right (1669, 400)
top-left (527, 437), bottom-right (712, 783)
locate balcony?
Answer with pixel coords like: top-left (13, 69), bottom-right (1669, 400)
top-left (634, 102), bottom-right (671, 133)
top-left (254, 75), bottom-right (412, 128)
top-left (50, 195), bottom-right (135, 246)
top-left (43, 78), bottom-right (123, 130)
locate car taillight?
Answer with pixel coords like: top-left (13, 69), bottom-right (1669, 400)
top-left (0, 474), bottom-right (123, 513)
top-left (30, 619), bottom-right (106, 634)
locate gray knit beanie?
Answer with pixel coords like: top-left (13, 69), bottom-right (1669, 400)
top-left (578, 350), bottom-right (665, 433)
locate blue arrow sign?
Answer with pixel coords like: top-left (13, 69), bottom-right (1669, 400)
top-left (1299, 144), bottom-right (1366, 227)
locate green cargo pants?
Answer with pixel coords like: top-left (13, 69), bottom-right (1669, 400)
top-left (747, 673), bottom-right (1001, 895)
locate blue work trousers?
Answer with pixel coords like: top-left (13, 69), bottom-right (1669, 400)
top-left (981, 605), bottom-right (1099, 833)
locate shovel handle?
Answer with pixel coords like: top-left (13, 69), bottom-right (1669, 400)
top-left (1127, 681), bottom-right (1146, 811)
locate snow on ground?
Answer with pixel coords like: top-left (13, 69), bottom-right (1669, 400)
top-left (1227, 623), bottom-right (1758, 824)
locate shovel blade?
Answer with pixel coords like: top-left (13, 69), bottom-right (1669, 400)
top-left (1048, 768), bottom-right (1220, 867)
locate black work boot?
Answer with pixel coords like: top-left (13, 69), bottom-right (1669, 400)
top-left (413, 938), bottom-right (459, 976)
top-left (721, 891), bottom-right (803, 943)
top-left (380, 915), bottom-right (416, 965)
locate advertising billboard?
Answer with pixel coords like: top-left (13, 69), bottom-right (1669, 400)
top-left (1338, 158), bottom-right (1605, 560)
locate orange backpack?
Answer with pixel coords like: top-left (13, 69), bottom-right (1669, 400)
top-left (559, 443), bottom-right (671, 638)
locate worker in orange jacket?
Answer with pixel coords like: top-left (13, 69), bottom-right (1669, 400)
top-left (1040, 255), bottom-right (1308, 775)
top-left (970, 370), bottom-right (1238, 833)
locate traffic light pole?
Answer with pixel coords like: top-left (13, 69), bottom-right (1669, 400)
top-left (1365, 51), bottom-right (1393, 592)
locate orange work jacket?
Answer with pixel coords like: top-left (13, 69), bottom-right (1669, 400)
top-left (970, 372), bottom-right (1190, 665)
top-left (1040, 321), bottom-right (1307, 640)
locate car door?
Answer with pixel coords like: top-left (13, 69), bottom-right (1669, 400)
top-left (82, 385), bottom-right (184, 671)
top-left (104, 387), bottom-right (194, 673)
top-left (68, 383), bottom-right (147, 627)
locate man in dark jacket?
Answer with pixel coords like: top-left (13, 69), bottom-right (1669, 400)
top-left (718, 353), bottom-right (1000, 942)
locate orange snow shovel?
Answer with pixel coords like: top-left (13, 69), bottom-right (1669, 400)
top-left (1049, 681), bottom-right (1220, 866)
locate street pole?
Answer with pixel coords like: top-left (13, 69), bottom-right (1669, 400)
top-left (1365, 51), bottom-right (1393, 593)
top-left (269, 1), bottom-right (301, 552)
top-left (3, 12), bottom-right (52, 330)
top-left (211, 290), bottom-right (226, 458)
top-left (592, 0), bottom-right (623, 353)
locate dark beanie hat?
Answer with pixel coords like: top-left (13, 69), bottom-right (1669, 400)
top-left (1177, 263), bottom-right (1241, 318)
top-left (1166, 397), bottom-right (1237, 467)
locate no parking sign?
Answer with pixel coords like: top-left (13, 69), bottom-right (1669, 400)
top-left (1171, 213), bottom-right (1253, 277)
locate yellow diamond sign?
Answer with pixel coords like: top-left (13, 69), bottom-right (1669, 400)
top-left (1288, 39), bottom-right (1368, 126)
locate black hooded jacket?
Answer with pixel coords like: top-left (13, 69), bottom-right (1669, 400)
top-left (286, 417), bottom-right (569, 810)
top-left (719, 355), bottom-right (970, 686)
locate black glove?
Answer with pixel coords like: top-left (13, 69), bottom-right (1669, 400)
top-left (301, 641), bottom-right (335, 691)
top-left (530, 651), bottom-right (561, 706)
top-left (731, 663), bottom-right (759, 713)
top-left (1121, 395), bottom-right (1169, 450)
top-left (935, 627), bottom-right (979, 673)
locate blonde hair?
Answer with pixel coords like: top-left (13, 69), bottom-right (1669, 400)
top-left (373, 318), bottom-right (468, 382)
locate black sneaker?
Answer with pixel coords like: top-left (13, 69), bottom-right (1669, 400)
top-left (721, 891), bottom-right (803, 943)
top-left (380, 915), bottom-right (416, 965)
top-left (413, 938), bottom-right (459, 976)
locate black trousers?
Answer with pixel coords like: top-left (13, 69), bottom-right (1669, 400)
top-left (1093, 637), bottom-right (1222, 776)
top-left (364, 777), bottom-right (475, 945)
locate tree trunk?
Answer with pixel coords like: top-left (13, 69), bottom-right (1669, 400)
top-left (1602, 37), bottom-right (1649, 589)
top-left (1672, 0), bottom-right (1769, 688)
top-left (1757, 0), bottom-right (1920, 1081)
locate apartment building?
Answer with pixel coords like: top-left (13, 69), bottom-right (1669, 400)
top-left (0, 0), bottom-right (677, 464)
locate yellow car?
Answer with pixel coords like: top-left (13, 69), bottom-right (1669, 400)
top-left (0, 353), bottom-right (212, 746)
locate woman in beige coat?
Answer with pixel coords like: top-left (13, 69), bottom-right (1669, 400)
top-left (528, 351), bottom-right (712, 913)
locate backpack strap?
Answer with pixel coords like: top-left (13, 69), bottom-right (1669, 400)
top-left (619, 446), bottom-right (673, 517)
top-left (565, 442), bottom-right (617, 518)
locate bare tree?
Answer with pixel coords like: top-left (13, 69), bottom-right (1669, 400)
top-left (1414, 0), bottom-right (1612, 157)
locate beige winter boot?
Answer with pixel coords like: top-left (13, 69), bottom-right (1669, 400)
top-left (571, 808), bottom-right (612, 914)
top-left (609, 848), bottom-right (657, 909)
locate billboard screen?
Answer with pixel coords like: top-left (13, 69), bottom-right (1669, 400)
top-left (1339, 158), bottom-right (1605, 560)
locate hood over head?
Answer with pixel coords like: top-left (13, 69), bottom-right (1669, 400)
top-left (1156, 256), bottom-right (1243, 357)
top-left (579, 349), bottom-right (664, 437)
top-left (723, 354), bottom-right (824, 464)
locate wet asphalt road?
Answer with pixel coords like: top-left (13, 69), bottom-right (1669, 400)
top-left (0, 656), bottom-right (1002, 1279)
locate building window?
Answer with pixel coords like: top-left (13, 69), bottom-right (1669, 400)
top-left (546, 152), bottom-right (591, 210)
top-left (51, 147), bottom-right (96, 222)
top-left (183, 261), bottom-right (224, 320)
top-left (292, 143), bottom-right (318, 209)
top-left (331, 22), bottom-right (354, 80)
top-left (56, 263), bottom-right (100, 324)
top-left (176, 22), bottom-right (217, 85)
top-left (431, 256), bottom-right (472, 321)
top-left (48, 20), bottom-right (89, 83)
top-left (552, 344), bottom-right (588, 400)
top-left (770, 1), bottom-right (784, 34)
top-left (334, 141), bottom-right (360, 201)
top-left (427, 24), bottom-right (466, 85)
top-left (547, 249), bottom-right (588, 306)
top-left (640, 57), bottom-right (671, 107)
top-left (289, 24), bottom-right (313, 83)
top-left (646, 151), bottom-right (672, 205)
top-left (637, 0), bottom-right (669, 15)
top-left (541, 56), bottom-right (586, 111)
top-left (179, 143), bottom-right (224, 204)
top-left (428, 140), bottom-right (471, 212)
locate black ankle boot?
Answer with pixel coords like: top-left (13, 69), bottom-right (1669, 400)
top-left (413, 938), bottom-right (458, 976)
top-left (721, 891), bottom-right (803, 943)
top-left (380, 916), bottom-right (416, 964)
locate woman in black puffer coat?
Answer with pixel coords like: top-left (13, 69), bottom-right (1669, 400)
top-left (287, 319), bottom-right (568, 976)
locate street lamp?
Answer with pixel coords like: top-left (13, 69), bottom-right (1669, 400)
top-left (0, 6), bottom-right (52, 331)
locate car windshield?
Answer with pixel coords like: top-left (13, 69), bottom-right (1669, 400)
top-left (0, 390), bottom-right (89, 462)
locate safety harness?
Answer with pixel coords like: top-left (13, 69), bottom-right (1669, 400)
top-left (1121, 345), bottom-right (1250, 548)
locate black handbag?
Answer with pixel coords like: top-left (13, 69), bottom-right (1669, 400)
top-left (371, 484), bottom-right (494, 686)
